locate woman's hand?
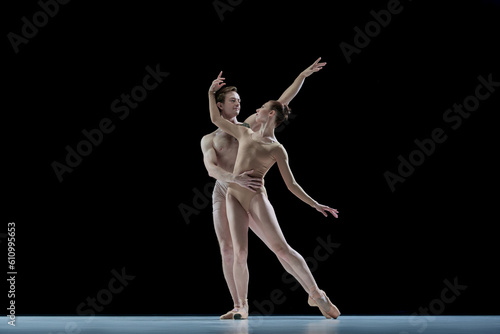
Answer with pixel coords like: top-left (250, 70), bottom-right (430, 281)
top-left (209, 71), bottom-right (226, 94)
top-left (300, 57), bottom-right (327, 78)
top-left (313, 203), bottom-right (339, 218)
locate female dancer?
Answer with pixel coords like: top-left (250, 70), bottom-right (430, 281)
top-left (208, 72), bottom-right (341, 319)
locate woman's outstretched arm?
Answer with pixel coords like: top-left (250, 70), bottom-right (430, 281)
top-left (208, 71), bottom-right (245, 139)
top-left (274, 145), bottom-right (338, 218)
top-left (244, 57), bottom-right (327, 126)
top-left (277, 57), bottom-right (327, 105)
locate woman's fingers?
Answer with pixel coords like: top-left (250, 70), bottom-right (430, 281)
top-left (311, 58), bottom-right (326, 68)
top-left (312, 60), bottom-right (327, 72)
top-left (211, 79), bottom-right (226, 91)
top-left (317, 205), bottom-right (339, 218)
top-left (316, 206), bottom-right (328, 217)
top-left (212, 73), bottom-right (226, 86)
top-left (328, 208), bottom-right (339, 218)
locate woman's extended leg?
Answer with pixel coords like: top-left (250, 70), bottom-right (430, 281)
top-left (248, 194), bottom-right (340, 319)
top-left (226, 192), bottom-right (251, 319)
top-left (248, 217), bottom-right (308, 292)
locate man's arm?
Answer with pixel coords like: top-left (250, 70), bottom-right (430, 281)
top-left (201, 134), bottom-right (234, 183)
top-left (200, 135), bottom-right (263, 191)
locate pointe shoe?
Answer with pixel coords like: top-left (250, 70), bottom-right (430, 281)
top-left (308, 290), bottom-right (340, 319)
top-left (308, 295), bottom-right (330, 318)
top-left (220, 308), bottom-right (238, 320)
top-left (233, 299), bottom-right (249, 320)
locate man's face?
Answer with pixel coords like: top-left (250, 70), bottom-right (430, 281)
top-left (219, 92), bottom-right (241, 119)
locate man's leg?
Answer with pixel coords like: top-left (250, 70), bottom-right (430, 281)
top-left (226, 192), bottom-right (251, 319)
top-left (212, 182), bottom-right (241, 318)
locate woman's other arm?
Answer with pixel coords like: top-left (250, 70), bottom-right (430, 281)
top-left (274, 145), bottom-right (338, 218)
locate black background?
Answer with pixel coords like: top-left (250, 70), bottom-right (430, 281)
top-left (4, 0), bottom-right (500, 316)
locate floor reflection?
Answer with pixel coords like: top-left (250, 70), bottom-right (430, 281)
top-left (4, 315), bottom-right (499, 334)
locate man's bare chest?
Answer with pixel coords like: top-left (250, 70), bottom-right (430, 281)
top-left (213, 131), bottom-right (239, 153)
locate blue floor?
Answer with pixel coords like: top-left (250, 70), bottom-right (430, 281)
top-left (2, 316), bottom-right (499, 334)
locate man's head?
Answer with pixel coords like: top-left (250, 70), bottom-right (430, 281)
top-left (216, 86), bottom-right (241, 119)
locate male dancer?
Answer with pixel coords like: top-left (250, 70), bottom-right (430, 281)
top-left (200, 58), bottom-right (326, 319)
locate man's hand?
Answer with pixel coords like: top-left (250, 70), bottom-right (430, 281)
top-left (300, 57), bottom-right (327, 78)
top-left (232, 170), bottom-right (263, 192)
top-left (210, 71), bottom-right (226, 94)
top-left (313, 203), bottom-right (339, 218)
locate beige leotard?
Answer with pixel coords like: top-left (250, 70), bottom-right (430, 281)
top-left (209, 98), bottom-right (316, 212)
top-left (227, 131), bottom-right (282, 212)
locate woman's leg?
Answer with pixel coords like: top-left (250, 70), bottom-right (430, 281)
top-left (248, 194), bottom-right (340, 319)
top-left (249, 194), bottom-right (316, 290)
top-left (248, 217), bottom-right (308, 292)
top-left (226, 192), bottom-right (251, 318)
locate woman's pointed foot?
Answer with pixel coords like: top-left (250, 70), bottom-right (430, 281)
top-left (309, 289), bottom-right (340, 319)
top-left (308, 295), bottom-right (330, 318)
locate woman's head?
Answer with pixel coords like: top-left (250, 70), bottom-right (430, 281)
top-left (255, 100), bottom-right (291, 128)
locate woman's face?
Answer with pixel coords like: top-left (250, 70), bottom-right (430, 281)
top-left (255, 102), bottom-right (273, 124)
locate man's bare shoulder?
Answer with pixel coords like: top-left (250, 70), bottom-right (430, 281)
top-left (202, 123), bottom-right (249, 143)
top-left (201, 130), bottom-right (217, 150)
top-left (202, 129), bottom-right (217, 140)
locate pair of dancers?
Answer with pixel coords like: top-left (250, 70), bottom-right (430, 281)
top-left (201, 58), bottom-right (340, 319)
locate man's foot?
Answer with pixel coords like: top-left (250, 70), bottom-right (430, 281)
top-left (220, 308), bottom-right (238, 320)
top-left (232, 309), bottom-right (248, 320)
top-left (308, 289), bottom-right (340, 319)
